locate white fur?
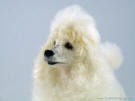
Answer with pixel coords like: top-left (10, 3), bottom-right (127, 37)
top-left (33, 5), bottom-right (126, 101)
top-left (101, 42), bottom-right (123, 69)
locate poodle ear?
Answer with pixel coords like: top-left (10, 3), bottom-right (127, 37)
top-left (90, 32), bottom-right (100, 46)
top-left (84, 27), bottom-right (100, 46)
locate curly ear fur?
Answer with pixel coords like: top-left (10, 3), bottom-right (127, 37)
top-left (101, 42), bottom-right (123, 69)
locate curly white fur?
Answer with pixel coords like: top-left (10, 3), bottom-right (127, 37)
top-left (32, 5), bottom-right (125, 101)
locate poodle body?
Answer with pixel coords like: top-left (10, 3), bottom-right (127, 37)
top-left (33, 5), bottom-right (125, 101)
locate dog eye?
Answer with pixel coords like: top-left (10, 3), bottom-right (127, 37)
top-left (64, 42), bottom-right (73, 50)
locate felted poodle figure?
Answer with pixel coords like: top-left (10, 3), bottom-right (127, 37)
top-left (33, 5), bottom-right (126, 101)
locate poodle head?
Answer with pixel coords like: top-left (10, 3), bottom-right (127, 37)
top-left (44, 25), bottom-right (86, 67)
top-left (43, 5), bottom-right (100, 68)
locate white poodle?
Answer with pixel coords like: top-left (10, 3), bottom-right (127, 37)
top-left (33, 5), bottom-right (126, 101)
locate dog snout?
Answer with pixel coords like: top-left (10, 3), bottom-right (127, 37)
top-left (44, 50), bottom-right (55, 58)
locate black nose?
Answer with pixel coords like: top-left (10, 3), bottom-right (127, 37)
top-left (44, 50), bottom-right (54, 57)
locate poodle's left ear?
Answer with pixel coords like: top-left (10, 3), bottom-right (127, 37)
top-left (83, 27), bottom-right (100, 46)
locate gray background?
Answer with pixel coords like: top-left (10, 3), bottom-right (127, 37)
top-left (0, 0), bottom-right (135, 100)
